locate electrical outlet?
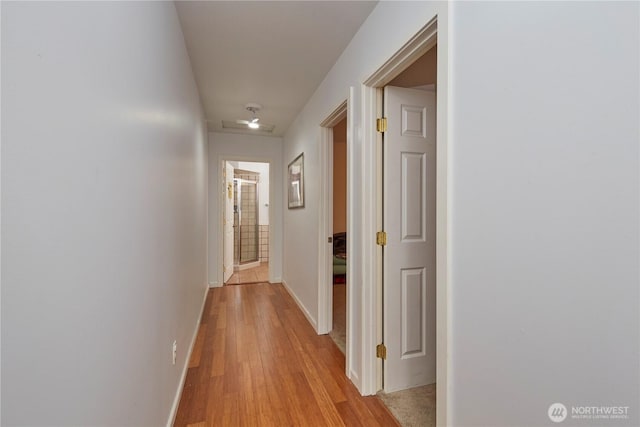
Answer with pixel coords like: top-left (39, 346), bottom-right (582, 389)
top-left (172, 340), bottom-right (177, 365)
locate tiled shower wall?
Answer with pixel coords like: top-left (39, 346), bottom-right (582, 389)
top-left (259, 225), bottom-right (269, 262)
top-left (233, 180), bottom-right (239, 264)
top-left (234, 169), bottom-right (266, 264)
top-left (239, 181), bottom-right (257, 262)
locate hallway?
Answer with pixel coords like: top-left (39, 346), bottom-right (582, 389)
top-left (174, 283), bottom-right (399, 426)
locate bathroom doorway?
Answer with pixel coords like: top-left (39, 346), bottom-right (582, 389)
top-left (223, 161), bottom-right (270, 285)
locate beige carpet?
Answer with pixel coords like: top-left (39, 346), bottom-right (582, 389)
top-left (378, 383), bottom-right (436, 427)
top-left (329, 283), bottom-right (346, 354)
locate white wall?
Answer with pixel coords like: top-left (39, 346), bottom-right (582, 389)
top-left (235, 161), bottom-right (270, 226)
top-left (283, 0), bottom-right (639, 423)
top-left (282, 1), bottom-right (446, 391)
top-left (449, 2), bottom-right (639, 426)
top-left (1, 3), bottom-right (208, 426)
top-left (208, 132), bottom-right (283, 285)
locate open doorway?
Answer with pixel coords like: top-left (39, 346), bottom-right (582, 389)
top-left (329, 118), bottom-right (348, 355)
top-left (317, 96), bottom-right (351, 364)
top-left (223, 160), bottom-right (270, 285)
top-left (373, 44), bottom-right (438, 426)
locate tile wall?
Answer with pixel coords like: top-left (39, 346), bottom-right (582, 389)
top-left (259, 225), bottom-right (269, 262)
top-left (239, 181), bottom-right (257, 262)
top-left (232, 169), bottom-right (269, 265)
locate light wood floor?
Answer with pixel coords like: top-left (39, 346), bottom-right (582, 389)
top-left (174, 283), bottom-right (400, 427)
top-left (225, 262), bottom-right (269, 285)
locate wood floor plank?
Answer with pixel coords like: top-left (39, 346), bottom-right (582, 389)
top-left (204, 375), bottom-right (223, 421)
top-left (335, 400), bottom-right (366, 427)
top-left (187, 375), bottom-right (208, 425)
top-left (221, 392), bottom-right (239, 427)
top-left (261, 363), bottom-right (293, 427)
top-left (254, 384), bottom-right (275, 427)
top-left (188, 324), bottom-right (207, 368)
top-left (287, 329), bottom-right (345, 425)
top-left (173, 370), bottom-right (195, 426)
top-left (238, 361), bottom-right (259, 427)
top-left (362, 395), bottom-right (404, 426)
top-left (303, 342), bottom-right (348, 404)
top-left (200, 292), bottom-right (213, 324)
top-left (209, 327), bottom-right (225, 377)
top-left (173, 283), bottom-right (400, 427)
top-left (292, 370), bottom-right (340, 426)
top-left (214, 300), bottom-right (226, 329)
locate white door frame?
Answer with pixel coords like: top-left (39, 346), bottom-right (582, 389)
top-left (223, 162), bottom-right (235, 283)
top-left (216, 155), bottom-right (273, 286)
top-left (318, 91), bottom-right (353, 377)
top-left (360, 17), bottom-right (451, 426)
top-left (318, 100), bottom-right (346, 335)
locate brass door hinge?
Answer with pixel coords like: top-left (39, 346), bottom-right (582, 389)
top-left (376, 231), bottom-right (387, 246)
top-left (376, 117), bottom-right (387, 133)
top-left (376, 343), bottom-right (387, 360)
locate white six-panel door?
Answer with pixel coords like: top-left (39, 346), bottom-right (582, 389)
top-left (223, 162), bottom-right (235, 283)
top-left (383, 86), bottom-right (436, 392)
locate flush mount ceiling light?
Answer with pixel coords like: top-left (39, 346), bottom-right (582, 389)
top-left (221, 103), bottom-right (276, 133)
top-left (238, 103), bottom-right (262, 129)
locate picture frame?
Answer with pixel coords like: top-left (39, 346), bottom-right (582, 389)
top-left (288, 152), bottom-right (305, 209)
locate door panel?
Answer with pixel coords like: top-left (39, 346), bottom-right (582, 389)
top-left (223, 162), bottom-right (235, 283)
top-left (401, 152), bottom-right (426, 241)
top-left (383, 86), bottom-right (436, 392)
top-left (401, 267), bottom-right (426, 358)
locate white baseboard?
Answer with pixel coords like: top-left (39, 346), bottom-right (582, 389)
top-left (281, 279), bottom-right (318, 332)
top-left (209, 281), bottom-right (221, 288)
top-left (166, 284), bottom-right (209, 427)
top-left (350, 369), bottom-right (365, 395)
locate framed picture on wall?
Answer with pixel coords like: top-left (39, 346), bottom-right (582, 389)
top-left (288, 153), bottom-right (305, 209)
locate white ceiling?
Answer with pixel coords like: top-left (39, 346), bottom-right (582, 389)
top-left (175, 1), bottom-right (377, 137)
